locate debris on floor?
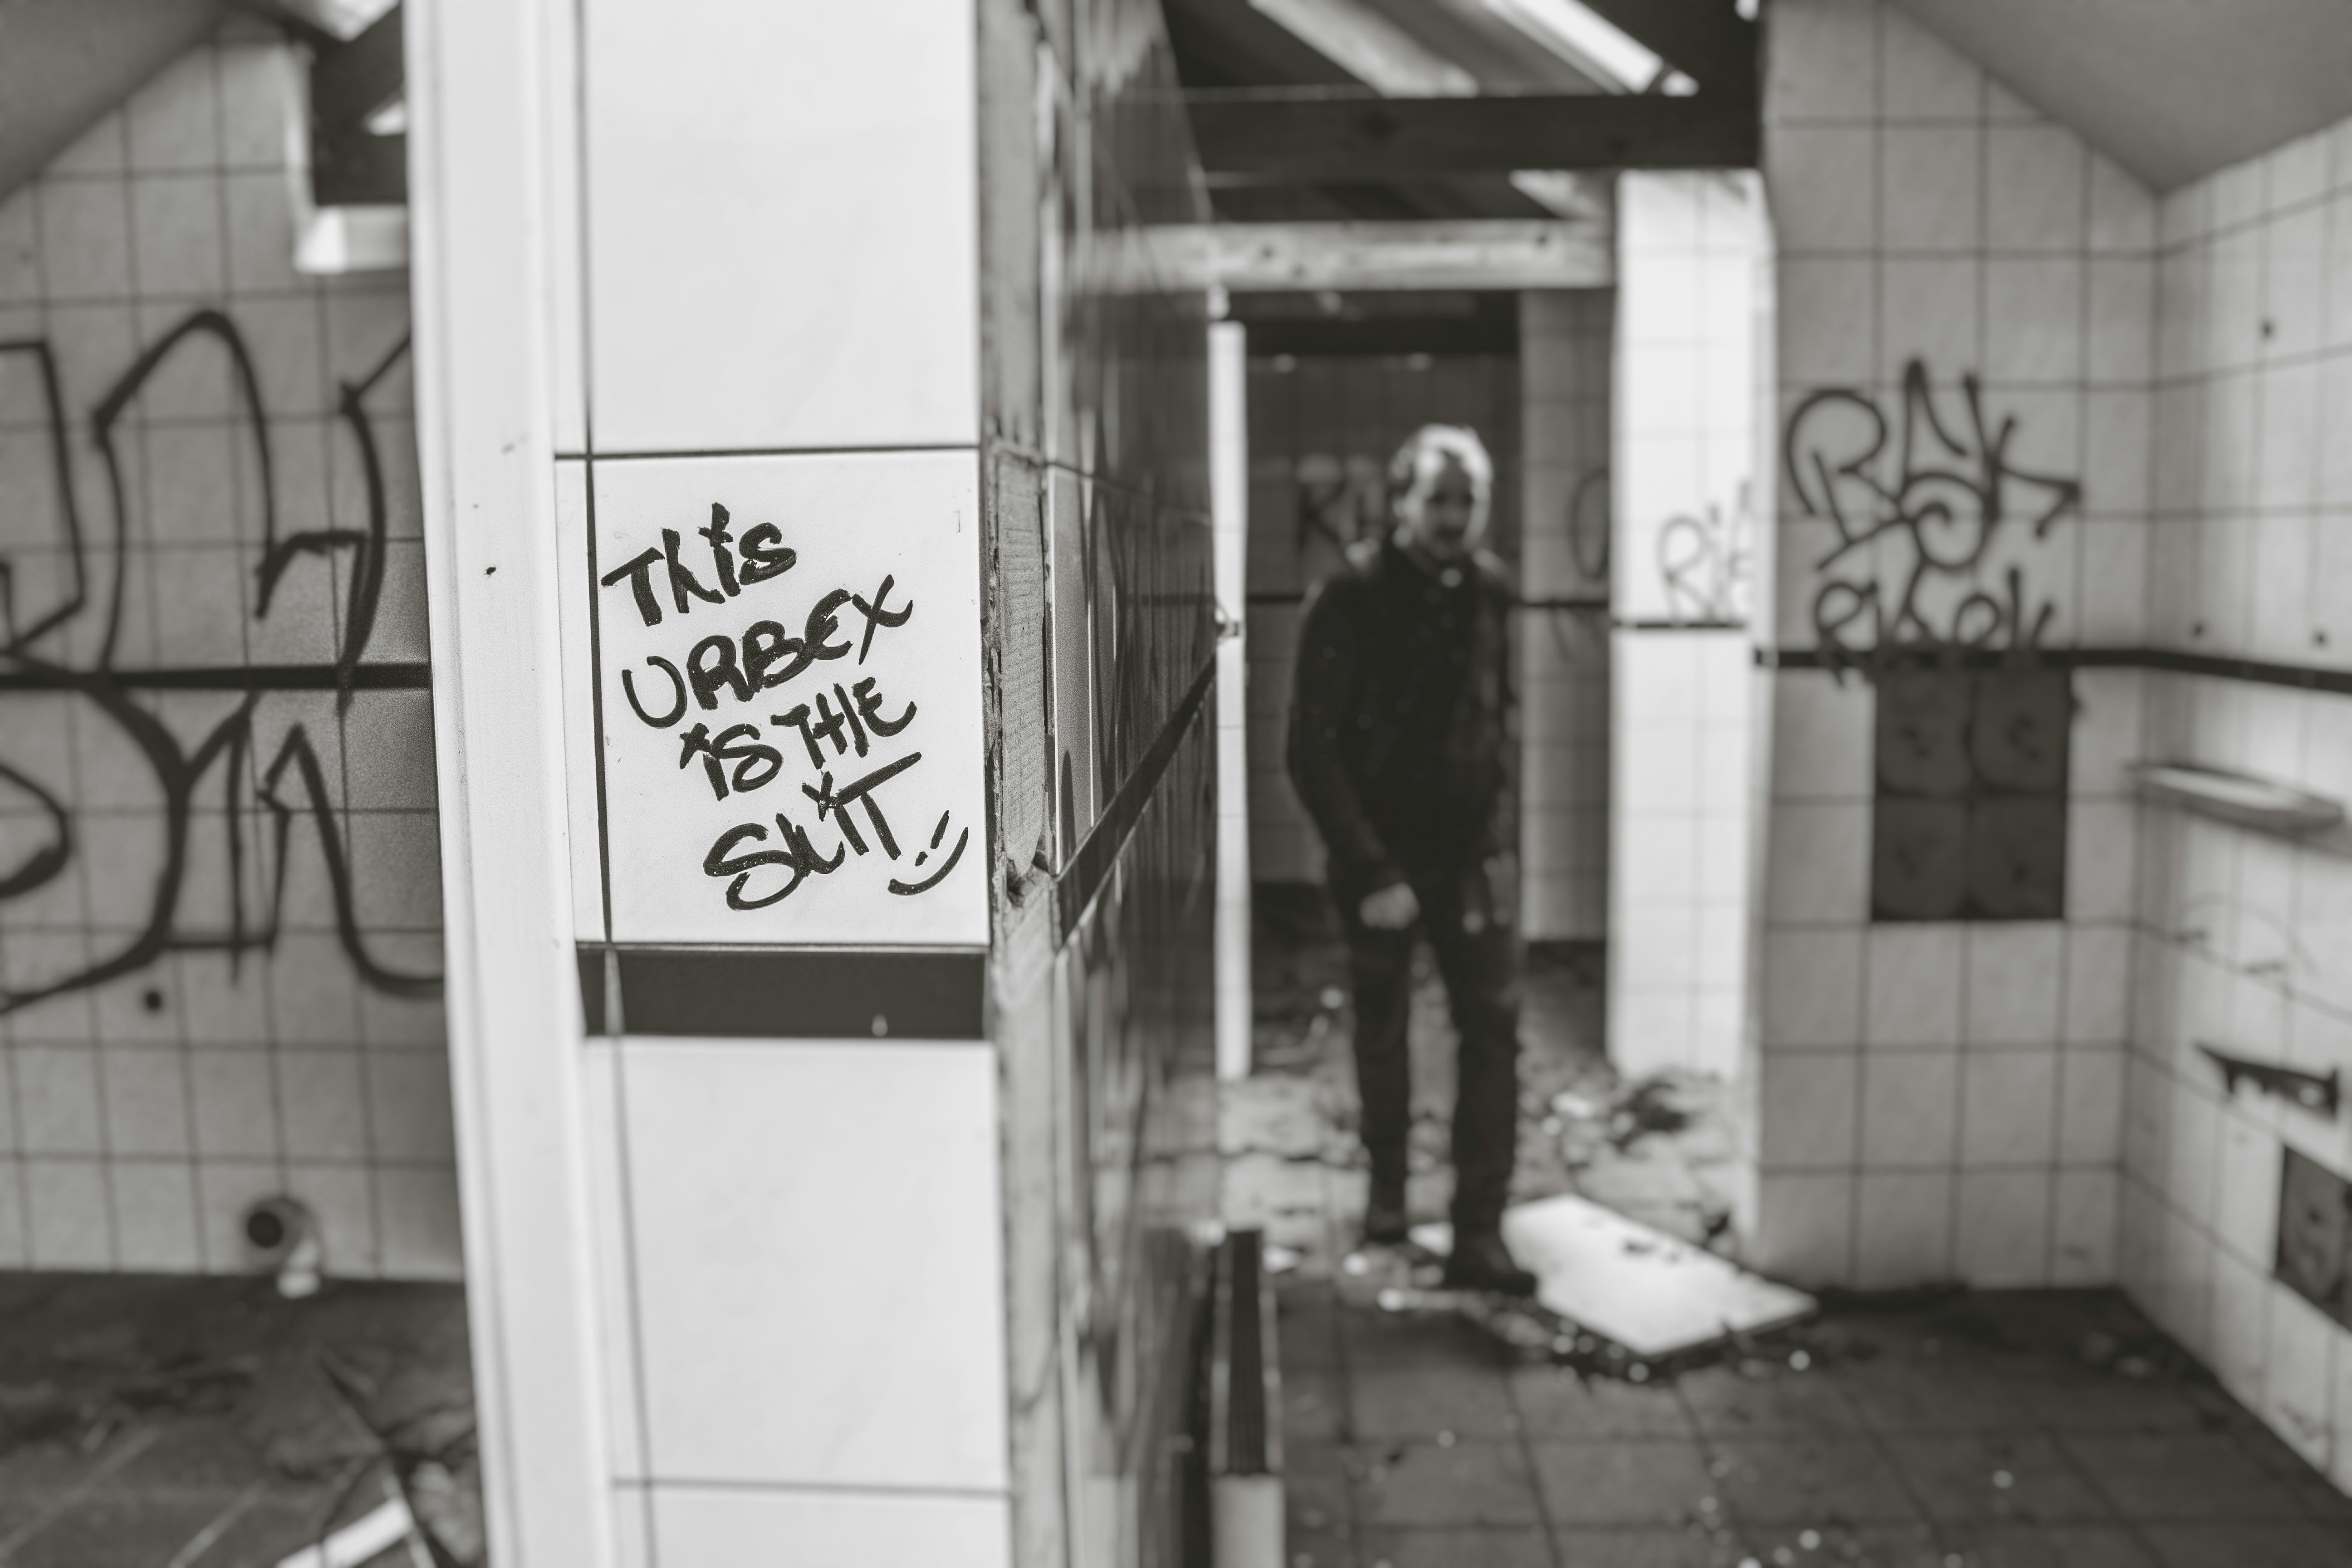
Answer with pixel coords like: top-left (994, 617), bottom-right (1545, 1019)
top-left (1497, 1192), bottom-right (1815, 1359)
top-left (0, 1274), bottom-right (482, 1568)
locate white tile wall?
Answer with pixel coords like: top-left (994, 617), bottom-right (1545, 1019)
top-left (649, 1485), bottom-right (1010, 1568)
top-left (609, 1040), bottom-right (1009, 1494)
top-left (0, 34), bottom-right (459, 1280)
top-left (1757, 0), bottom-right (2156, 1294)
top-left (2124, 108), bottom-right (2352, 1493)
top-left (582, 0), bottom-right (979, 454)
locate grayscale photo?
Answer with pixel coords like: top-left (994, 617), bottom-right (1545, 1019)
top-left (0, 0), bottom-right (2347, 1564)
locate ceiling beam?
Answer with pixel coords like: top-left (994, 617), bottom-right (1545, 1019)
top-left (1572, 0), bottom-right (1758, 95)
top-left (1188, 91), bottom-right (1758, 176)
top-left (1137, 218), bottom-right (1612, 291)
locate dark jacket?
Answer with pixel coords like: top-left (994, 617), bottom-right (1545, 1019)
top-left (1287, 533), bottom-right (1514, 897)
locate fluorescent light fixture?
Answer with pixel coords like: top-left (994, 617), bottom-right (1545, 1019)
top-left (1253, 0), bottom-right (1479, 95)
top-left (1482, 0), bottom-right (1664, 93)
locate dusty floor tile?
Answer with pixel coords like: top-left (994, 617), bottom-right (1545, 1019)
top-left (2137, 1521), bottom-right (2352, 1568)
top-left (1881, 1432), bottom-right (2114, 1524)
top-left (2061, 1432), bottom-right (2306, 1521)
top-left (1355, 1523), bottom-right (1554, 1567)
top-left (1349, 1358), bottom-right (1520, 1440)
top-left (1351, 1438), bottom-right (1542, 1528)
top-left (1529, 1437), bottom-right (1715, 1527)
top-left (1674, 1361), bottom-right (1864, 1437)
top-left (1708, 1434), bottom-right (1926, 1525)
top-left (1511, 1364), bottom-right (1697, 1440)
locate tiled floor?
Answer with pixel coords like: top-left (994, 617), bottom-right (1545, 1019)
top-left (0, 1274), bottom-right (480, 1567)
top-left (1232, 891), bottom-right (2352, 1568)
top-left (1279, 1283), bottom-right (2352, 1568)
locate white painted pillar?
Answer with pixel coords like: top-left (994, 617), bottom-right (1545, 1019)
top-left (1607, 173), bottom-right (1769, 1083)
top-left (1212, 319), bottom-right (1254, 1082)
top-left (402, 0), bottom-right (615, 1562)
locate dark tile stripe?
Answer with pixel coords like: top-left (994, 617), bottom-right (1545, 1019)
top-left (576, 945), bottom-right (985, 1039)
top-left (1056, 654), bottom-right (1217, 938)
top-left (1763, 643), bottom-right (2352, 696)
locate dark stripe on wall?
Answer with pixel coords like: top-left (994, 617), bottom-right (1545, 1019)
top-left (577, 945), bottom-right (986, 1039)
top-left (1762, 645), bottom-right (2352, 697)
top-left (0, 662), bottom-right (432, 691)
top-left (1246, 592), bottom-right (1610, 612)
top-left (1058, 656), bottom-right (1218, 938)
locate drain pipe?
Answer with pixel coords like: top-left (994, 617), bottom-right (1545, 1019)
top-left (1210, 1227), bottom-right (1282, 1567)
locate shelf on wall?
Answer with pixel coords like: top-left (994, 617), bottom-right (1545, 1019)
top-left (2131, 762), bottom-right (2344, 836)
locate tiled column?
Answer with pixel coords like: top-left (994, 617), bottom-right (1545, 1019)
top-left (1608, 174), bottom-right (1771, 1081)
top-left (1519, 290), bottom-right (1614, 941)
top-left (556, 3), bottom-right (1005, 1561)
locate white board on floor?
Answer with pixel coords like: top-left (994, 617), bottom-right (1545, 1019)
top-left (1499, 1193), bottom-right (1814, 1359)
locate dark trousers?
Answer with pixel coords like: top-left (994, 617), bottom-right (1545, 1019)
top-left (1340, 863), bottom-right (1522, 1238)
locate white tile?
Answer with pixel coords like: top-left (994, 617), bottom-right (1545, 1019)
top-left (1879, 256), bottom-right (1979, 383)
top-left (2051, 1169), bottom-right (2118, 1284)
top-left (1764, 0), bottom-right (1877, 122)
top-left (1859, 1050), bottom-right (1958, 1168)
top-left (1757, 1050), bottom-right (1858, 1171)
top-left (36, 180), bottom-right (132, 302)
top-left (377, 1167), bottom-right (464, 1280)
top-left (1777, 257), bottom-right (1876, 384)
top-left (2082, 388), bottom-right (2150, 519)
top-left (2166, 1079), bottom-right (2221, 1224)
top-left (1764, 803), bottom-right (1869, 924)
top-left (2085, 259), bottom-right (2153, 384)
top-left (589, 452), bottom-right (989, 947)
top-left (1960, 1049), bottom-right (2058, 1168)
top-left (624, 1040), bottom-right (1007, 1490)
top-left (2209, 1245), bottom-right (2269, 1411)
top-left (1955, 1169), bottom-right (2051, 1287)
top-left (1877, 8), bottom-right (1980, 121)
top-left (2213, 1107), bottom-right (2282, 1267)
top-left (2154, 1203), bottom-right (2215, 1352)
top-left (1881, 127), bottom-right (1980, 253)
top-left (1863, 925), bottom-right (1964, 1049)
top-left (2087, 152), bottom-right (2154, 254)
top-left (652, 1485), bottom-right (1008, 1568)
top-left (25, 1158), bottom-right (113, 1269)
top-left (2066, 801), bottom-right (2137, 923)
top-left (112, 1160), bottom-right (201, 1271)
top-left (290, 1162), bottom-right (380, 1277)
top-left (188, 1049), bottom-right (279, 1160)
top-left (2057, 1047), bottom-right (2126, 1165)
top-left (1767, 127), bottom-right (1877, 251)
top-left (2264, 205), bottom-right (2328, 358)
top-left (1984, 260), bottom-right (2083, 385)
top-left (585, 0), bottom-right (979, 451)
top-left (1762, 928), bottom-right (1862, 1049)
top-left (2266, 130), bottom-right (2332, 213)
top-left (15, 1047), bottom-right (103, 1155)
top-left (1754, 1171), bottom-right (1854, 1287)
top-left (2063, 928), bottom-right (2132, 1046)
top-left (277, 1051), bottom-right (369, 1161)
top-left (1854, 1171), bottom-right (1953, 1289)
top-left (1965, 925), bottom-right (2064, 1045)
top-left (2262, 1287), bottom-right (2335, 1470)
top-left (1985, 127), bottom-right (2085, 252)
top-left (102, 1048), bottom-right (191, 1157)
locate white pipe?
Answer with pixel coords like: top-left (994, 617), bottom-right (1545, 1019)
top-left (1211, 321), bottom-right (1253, 1083)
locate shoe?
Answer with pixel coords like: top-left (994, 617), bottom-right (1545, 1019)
top-left (1442, 1231), bottom-right (1538, 1296)
top-left (1363, 1181), bottom-right (1410, 1246)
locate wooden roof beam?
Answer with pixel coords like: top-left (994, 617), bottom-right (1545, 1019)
top-left (1187, 90), bottom-right (1758, 177)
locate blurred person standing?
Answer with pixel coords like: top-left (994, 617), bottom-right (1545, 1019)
top-left (1288, 424), bottom-right (1534, 1296)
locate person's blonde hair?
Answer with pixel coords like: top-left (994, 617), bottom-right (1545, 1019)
top-left (1387, 424), bottom-right (1493, 534)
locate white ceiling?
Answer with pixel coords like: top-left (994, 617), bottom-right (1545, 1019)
top-left (1893, 0), bottom-right (2352, 190)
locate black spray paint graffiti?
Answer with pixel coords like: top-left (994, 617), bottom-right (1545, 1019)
top-left (598, 514), bottom-right (969, 909)
top-left (0, 309), bottom-right (438, 1014)
top-left (1785, 360), bottom-right (2082, 675)
top-left (1655, 484), bottom-right (1754, 625)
